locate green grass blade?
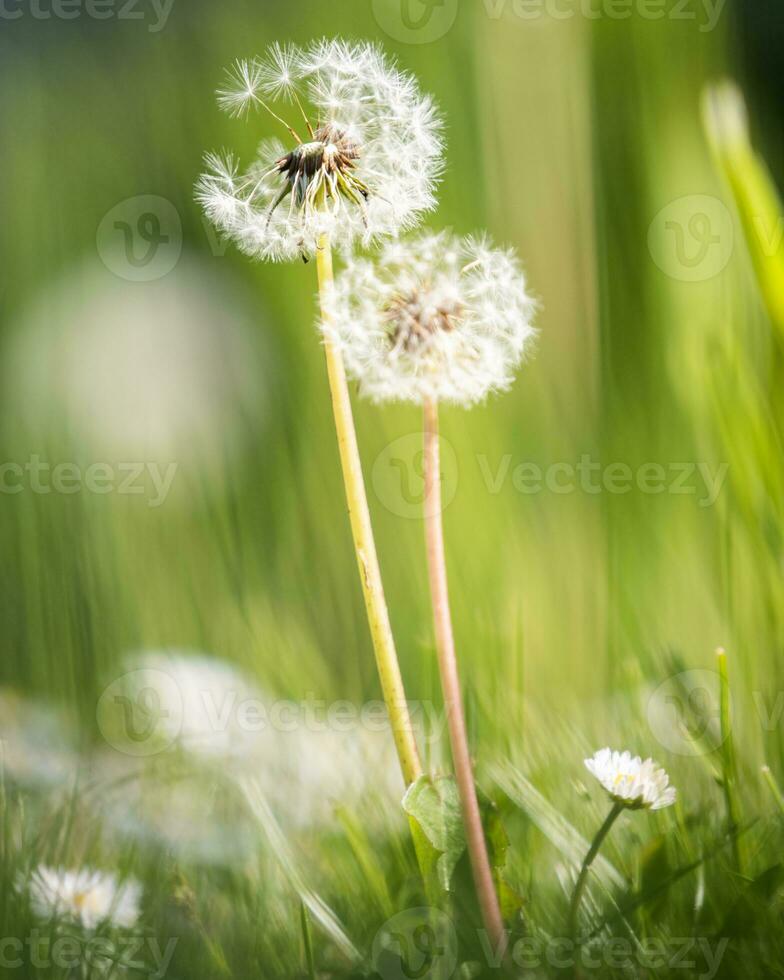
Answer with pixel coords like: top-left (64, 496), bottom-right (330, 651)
top-left (238, 778), bottom-right (362, 965)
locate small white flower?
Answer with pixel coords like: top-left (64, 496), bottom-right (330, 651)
top-left (584, 748), bottom-right (677, 811)
top-left (197, 38), bottom-right (443, 262)
top-left (324, 232), bottom-right (537, 406)
top-left (22, 866), bottom-right (142, 930)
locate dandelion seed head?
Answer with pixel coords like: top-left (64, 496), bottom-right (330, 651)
top-left (198, 38), bottom-right (443, 261)
top-left (21, 866), bottom-right (142, 930)
top-left (584, 748), bottom-right (677, 811)
top-left (324, 232), bottom-right (537, 406)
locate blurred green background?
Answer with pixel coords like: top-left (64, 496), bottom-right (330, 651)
top-left (2, 0), bottom-right (784, 972)
top-left (1, 0), bottom-right (782, 754)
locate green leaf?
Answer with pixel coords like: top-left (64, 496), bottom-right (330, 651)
top-left (703, 80), bottom-right (784, 340)
top-left (403, 775), bottom-right (466, 891)
top-left (718, 864), bottom-right (784, 939)
top-left (479, 791), bottom-right (525, 923)
top-left (637, 835), bottom-right (671, 921)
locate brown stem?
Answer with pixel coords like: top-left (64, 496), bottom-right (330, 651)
top-left (422, 396), bottom-right (505, 953)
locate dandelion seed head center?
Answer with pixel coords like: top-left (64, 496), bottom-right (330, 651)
top-left (274, 124), bottom-right (366, 213)
top-left (384, 287), bottom-right (464, 353)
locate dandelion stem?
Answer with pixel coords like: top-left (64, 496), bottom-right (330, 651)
top-left (422, 396), bottom-right (506, 953)
top-left (569, 801), bottom-right (623, 937)
top-left (257, 96), bottom-right (303, 145)
top-left (315, 232), bottom-right (422, 788)
top-left (292, 90), bottom-right (315, 138)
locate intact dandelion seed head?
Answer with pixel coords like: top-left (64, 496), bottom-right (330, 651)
top-left (197, 39), bottom-right (443, 262)
top-left (324, 232), bottom-right (537, 406)
top-left (584, 748), bottom-right (677, 811)
top-left (21, 866), bottom-right (142, 930)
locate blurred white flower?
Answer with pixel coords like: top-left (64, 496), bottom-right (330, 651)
top-left (197, 38), bottom-right (443, 262)
top-left (94, 752), bottom-right (261, 865)
top-left (702, 78), bottom-right (750, 153)
top-left (3, 258), bottom-right (265, 466)
top-left (324, 232), bottom-right (537, 406)
top-left (584, 748), bottom-right (676, 811)
top-left (271, 725), bottom-right (403, 830)
top-left (97, 649), bottom-right (408, 854)
top-left (0, 689), bottom-right (77, 788)
top-left (22, 866), bottom-right (141, 930)
top-left (119, 650), bottom-right (265, 762)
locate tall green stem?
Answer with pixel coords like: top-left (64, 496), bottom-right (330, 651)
top-left (569, 802), bottom-right (623, 937)
top-left (422, 397), bottom-right (505, 953)
top-left (315, 232), bottom-right (423, 787)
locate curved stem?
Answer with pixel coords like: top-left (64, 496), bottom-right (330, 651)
top-left (568, 802), bottom-right (623, 937)
top-left (315, 232), bottom-right (422, 787)
top-left (422, 396), bottom-right (505, 953)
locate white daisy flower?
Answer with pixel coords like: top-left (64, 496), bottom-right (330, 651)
top-left (22, 866), bottom-right (142, 930)
top-left (197, 38), bottom-right (443, 262)
top-left (323, 231), bottom-right (537, 406)
top-left (584, 748), bottom-right (677, 811)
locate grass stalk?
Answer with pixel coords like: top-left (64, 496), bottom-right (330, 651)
top-left (422, 396), bottom-right (505, 953)
top-left (300, 901), bottom-right (317, 980)
top-left (716, 647), bottom-right (745, 875)
top-left (314, 232), bottom-right (423, 788)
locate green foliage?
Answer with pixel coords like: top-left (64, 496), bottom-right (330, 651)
top-left (403, 775), bottom-right (466, 893)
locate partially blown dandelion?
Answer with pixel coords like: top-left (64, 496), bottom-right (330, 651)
top-left (21, 866), bottom-right (142, 930)
top-left (325, 232), bottom-right (537, 405)
top-left (197, 39), bottom-right (442, 811)
top-left (197, 39), bottom-right (443, 262)
top-left (326, 230), bottom-right (536, 953)
top-left (570, 749), bottom-right (676, 934)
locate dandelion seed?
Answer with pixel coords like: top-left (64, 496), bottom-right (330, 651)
top-left (21, 866), bottom-right (142, 930)
top-left (217, 59), bottom-right (266, 118)
top-left (324, 232), bottom-right (537, 406)
top-left (197, 38), bottom-right (443, 261)
top-left (257, 42), bottom-right (303, 103)
top-left (584, 747), bottom-right (677, 811)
